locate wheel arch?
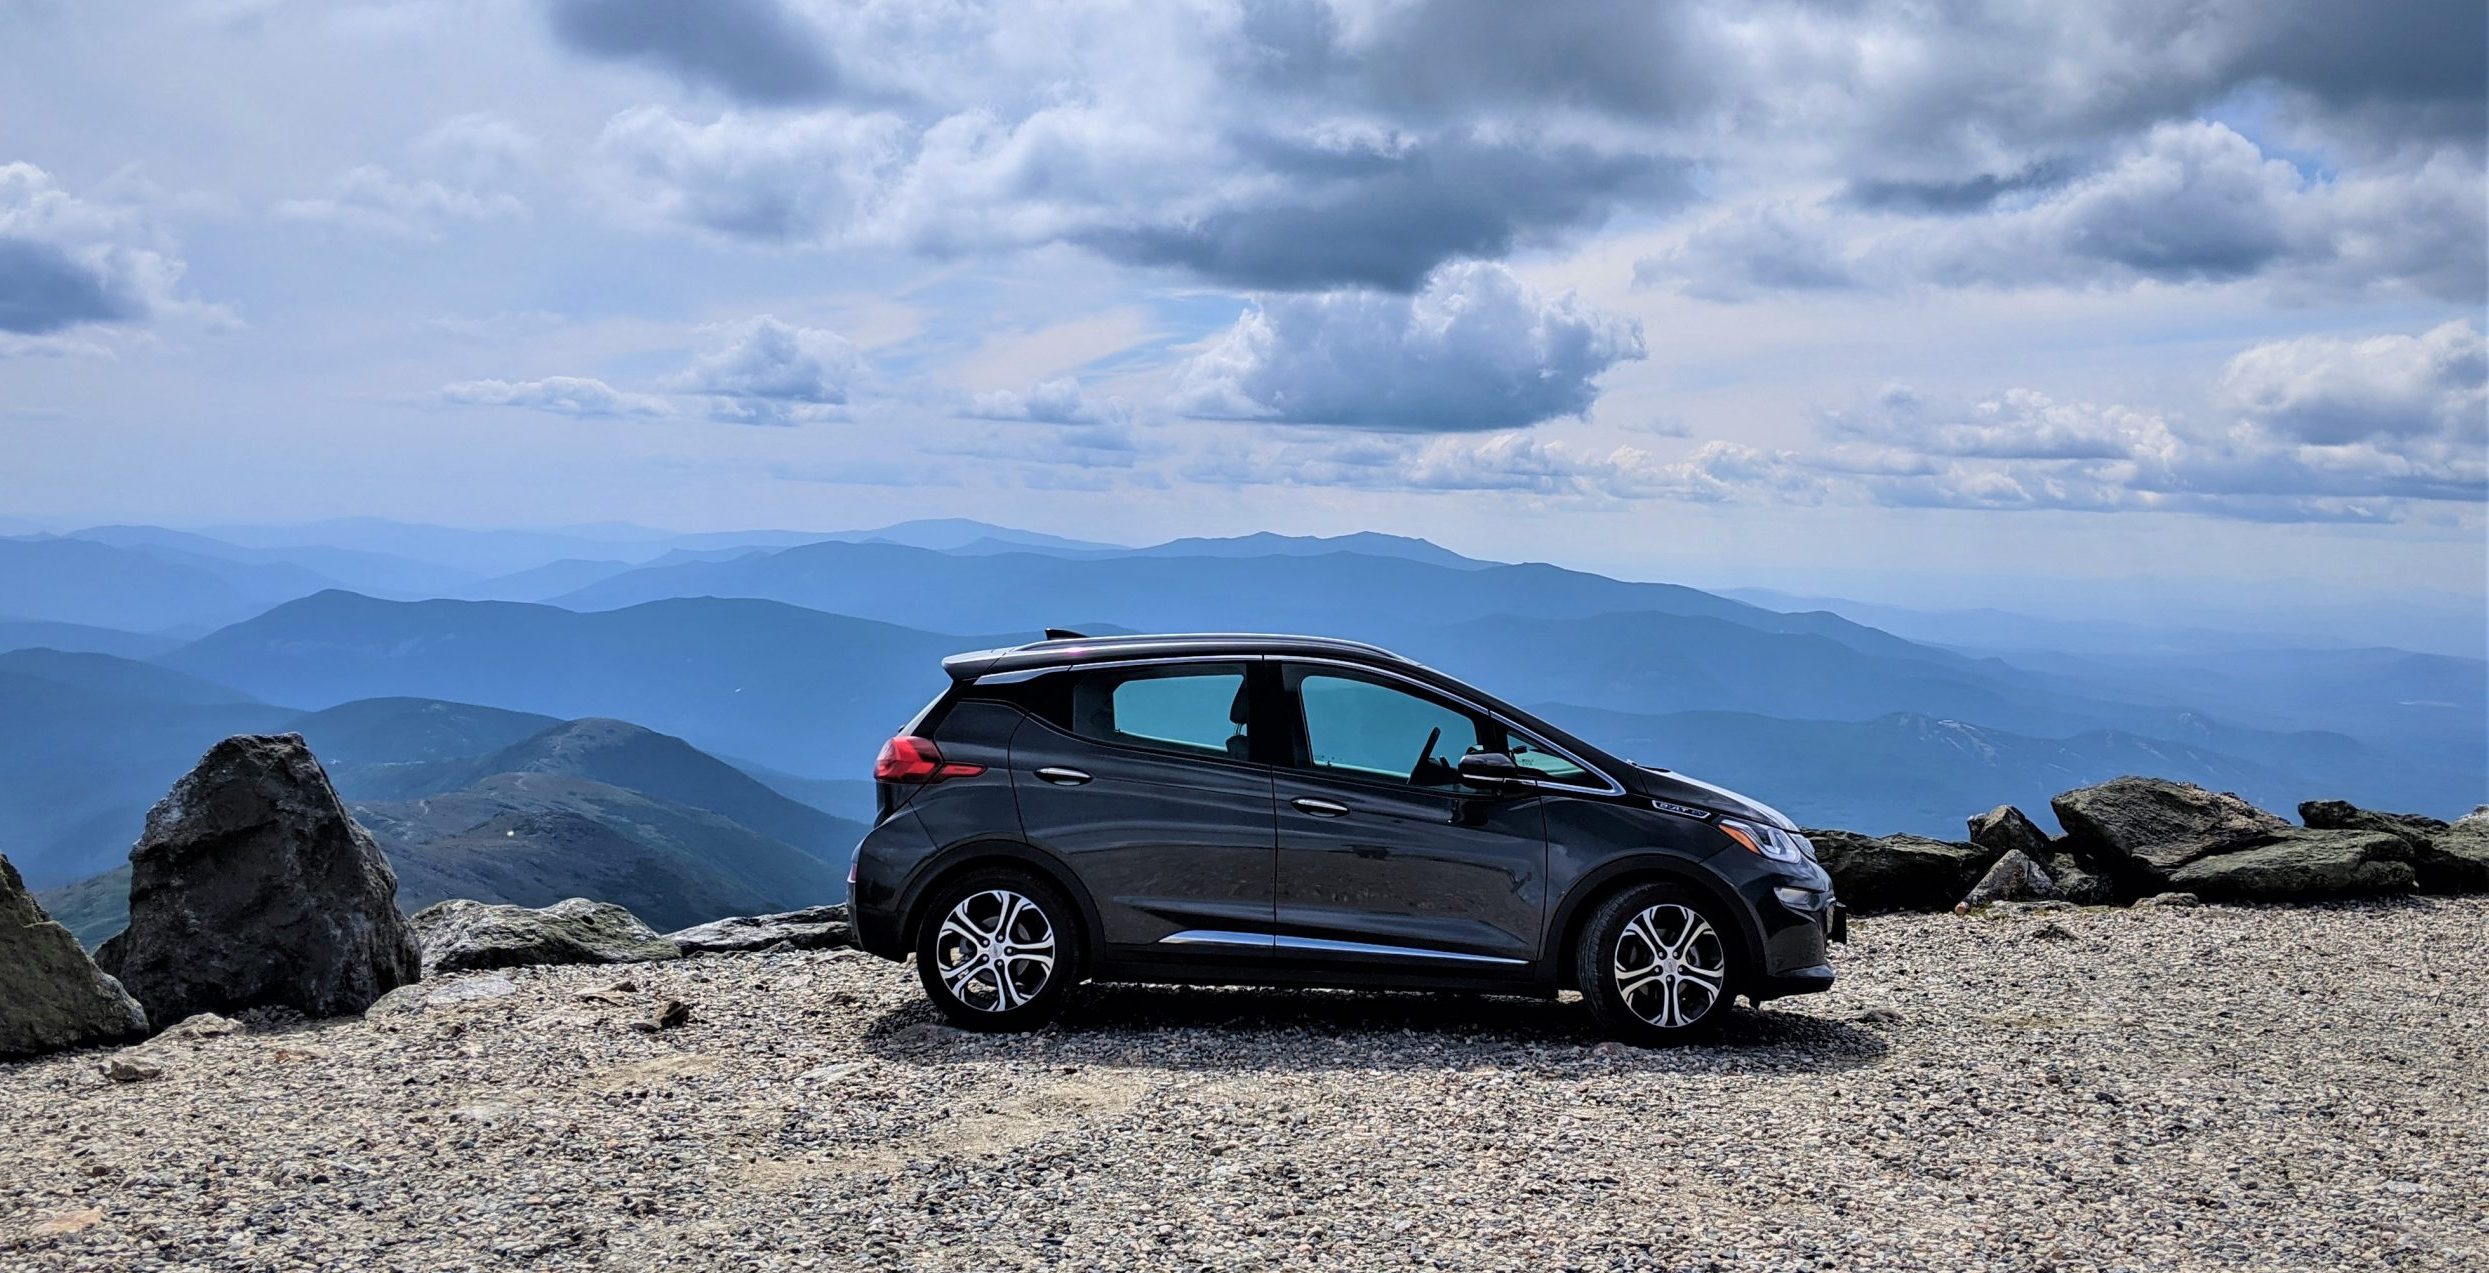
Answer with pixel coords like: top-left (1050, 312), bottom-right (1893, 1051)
top-left (898, 839), bottom-right (1103, 978)
top-left (1543, 854), bottom-right (1765, 994)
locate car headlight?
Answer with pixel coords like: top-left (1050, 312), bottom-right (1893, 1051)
top-left (1719, 817), bottom-right (1810, 864)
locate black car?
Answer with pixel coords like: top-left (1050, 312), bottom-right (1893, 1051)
top-left (849, 632), bottom-right (1844, 1045)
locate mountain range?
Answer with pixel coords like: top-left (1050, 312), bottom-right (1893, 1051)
top-left (2, 517), bottom-right (2479, 945)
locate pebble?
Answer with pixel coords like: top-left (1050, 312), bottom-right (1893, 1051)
top-left (0, 901), bottom-right (2482, 1270)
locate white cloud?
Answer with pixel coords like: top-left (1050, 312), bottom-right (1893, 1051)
top-left (1170, 261), bottom-right (1644, 431)
top-left (962, 377), bottom-right (1130, 426)
top-left (436, 376), bottom-right (668, 417)
top-left (276, 115), bottom-right (535, 240)
top-left (666, 315), bottom-right (864, 424)
top-left (0, 164), bottom-right (211, 354)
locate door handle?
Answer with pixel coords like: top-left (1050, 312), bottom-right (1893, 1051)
top-left (1034, 767), bottom-right (1092, 786)
top-left (1291, 797), bottom-right (1350, 817)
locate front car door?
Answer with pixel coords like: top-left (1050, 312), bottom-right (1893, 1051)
top-left (1006, 659), bottom-right (1279, 959)
top-left (1267, 661), bottom-right (1549, 975)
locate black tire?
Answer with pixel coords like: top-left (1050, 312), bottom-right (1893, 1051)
top-left (1576, 881), bottom-right (1741, 1046)
top-left (914, 868), bottom-right (1083, 1032)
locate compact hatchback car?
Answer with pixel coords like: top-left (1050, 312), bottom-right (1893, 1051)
top-left (849, 632), bottom-right (1844, 1045)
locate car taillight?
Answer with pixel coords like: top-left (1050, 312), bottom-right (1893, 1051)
top-left (874, 734), bottom-right (984, 784)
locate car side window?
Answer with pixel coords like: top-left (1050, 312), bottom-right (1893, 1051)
top-left (1502, 729), bottom-right (1600, 787)
top-left (1290, 667), bottom-right (1491, 789)
top-left (1068, 663), bottom-right (1252, 761)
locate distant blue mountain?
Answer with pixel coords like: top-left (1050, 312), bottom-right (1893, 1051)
top-left (0, 619), bottom-right (181, 660)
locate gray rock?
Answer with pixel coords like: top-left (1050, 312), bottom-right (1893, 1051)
top-left (1955, 849), bottom-right (2057, 913)
top-left (2052, 777), bottom-right (2293, 884)
top-left (101, 1056), bottom-right (163, 1083)
top-left (2420, 813), bottom-right (2489, 893)
top-left (2303, 800), bottom-right (2484, 893)
top-left (2166, 830), bottom-right (2417, 902)
top-left (411, 898), bottom-right (683, 974)
top-left (663, 905), bottom-right (852, 954)
top-left (0, 852), bottom-right (148, 1059)
top-left (1968, 803), bottom-right (2113, 903)
top-left (2133, 892), bottom-right (2200, 908)
top-left (1802, 829), bottom-right (1996, 912)
top-left (96, 735), bottom-right (422, 1024)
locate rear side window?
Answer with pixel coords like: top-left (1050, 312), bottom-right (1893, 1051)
top-left (1068, 663), bottom-right (1252, 761)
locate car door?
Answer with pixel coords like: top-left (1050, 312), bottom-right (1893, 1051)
top-left (1006, 658), bottom-right (1279, 958)
top-left (1267, 661), bottom-right (1548, 973)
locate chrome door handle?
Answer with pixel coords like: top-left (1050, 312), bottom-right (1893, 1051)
top-left (1291, 797), bottom-right (1349, 817)
top-left (1034, 767), bottom-right (1092, 786)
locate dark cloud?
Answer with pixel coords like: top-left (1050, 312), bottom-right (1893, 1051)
top-left (1082, 135), bottom-right (1686, 291)
top-left (1844, 161), bottom-right (2083, 215)
top-left (544, 0), bottom-right (840, 105)
top-left (0, 235), bottom-right (137, 335)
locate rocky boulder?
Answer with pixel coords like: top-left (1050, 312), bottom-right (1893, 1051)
top-left (1954, 849), bottom-right (2057, 913)
top-left (412, 898), bottom-right (683, 974)
top-left (1967, 804), bottom-right (2112, 904)
top-left (2413, 811), bottom-right (2489, 893)
top-left (2052, 778), bottom-right (2293, 885)
top-left (2302, 800), bottom-right (2485, 893)
top-left (96, 735), bottom-right (421, 1023)
top-left (1, 853), bottom-right (148, 1058)
top-left (664, 905), bottom-right (852, 954)
top-left (2166, 831), bottom-right (2416, 902)
top-left (1803, 830), bottom-right (1996, 912)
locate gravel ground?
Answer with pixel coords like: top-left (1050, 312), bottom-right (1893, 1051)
top-left (3, 898), bottom-right (2484, 1272)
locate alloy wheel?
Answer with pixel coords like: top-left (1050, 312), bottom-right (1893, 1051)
top-left (932, 888), bottom-right (1058, 1012)
top-left (1612, 903), bottom-right (1726, 1028)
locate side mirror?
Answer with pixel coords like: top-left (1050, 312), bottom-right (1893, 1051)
top-left (1456, 751), bottom-right (1526, 787)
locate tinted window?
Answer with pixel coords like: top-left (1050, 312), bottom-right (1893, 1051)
top-left (1293, 669), bottom-right (1490, 788)
top-left (1504, 731), bottom-right (1600, 786)
top-left (1069, 663), bottom-right (1251, 760)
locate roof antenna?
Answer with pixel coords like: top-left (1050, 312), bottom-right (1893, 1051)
top-left (1042, 628), bottom-right (1088, 641)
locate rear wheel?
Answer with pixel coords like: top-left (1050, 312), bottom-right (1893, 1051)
top-left (1577, 882), bottom-right (1740, 1045)
top-left (914, 869), bottom-right (1081, 1031)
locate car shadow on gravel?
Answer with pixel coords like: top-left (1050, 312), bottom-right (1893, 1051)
top-left (861, 985), bottom-right (1888, 1074)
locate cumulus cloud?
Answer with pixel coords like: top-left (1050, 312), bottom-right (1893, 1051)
top-left (962, 378), bottom-right (1130, 426)
top-left (1644, 323), bottom-right (2488, 522)
top-left (541, 0), bottom-right (2479, 295)
top-left (1170, 262), bottom-right (1643, 432)
top-left (277, 115), bottom-right (535, 240)
top-left (1647, 122), bottom-right (2486, 302)
top-left (0, 164), bottom-right (205, 353)
top-left (543, 0), bottom-right (842, 105)
top-left (437, 376), bottom-right (669, 417)
top-left (438, 315), bottom-right (868, 425)
top-left (666, 316), bottom-right (863, 424)
top-left (1179, 429), bottom-right (1677, 500)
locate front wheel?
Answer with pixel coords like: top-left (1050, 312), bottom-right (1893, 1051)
top-left (914, 869), bottom-right (1081, 1031)
top-left (1577, 883), bottom-right (1741, 1045)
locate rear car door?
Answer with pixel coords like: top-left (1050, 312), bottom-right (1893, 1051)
top-left (1005, 659), bottom-right (1279, 957)
top-left (1267, 662), bottom-right (1548, 974)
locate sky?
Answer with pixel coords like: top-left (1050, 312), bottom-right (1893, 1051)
top-left (1, 0), bottom-right (2484, 614)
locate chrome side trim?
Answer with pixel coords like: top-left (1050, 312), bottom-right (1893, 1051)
top-left (1279, 656), bottom-right (1630, 797)
top-left (1158, 929), bottom-right (1275, 948)
top-left (1157, 930), bottom-right (1527, 965)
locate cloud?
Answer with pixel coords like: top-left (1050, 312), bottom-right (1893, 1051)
top-left (436, 376), bottom-right (669, 417)
top-left (542, 0), bottom-right (841, 105)
top-left (1645, 323), bottom-right (2488, 523)
top-left (666, 315), bottom-right (863, 424)
top-left (438, 315), bottom-right (868, 425)
top-left (962, 377), bottom-right (1130, 426)
top-left (0, 164), bottom-right (204, 352)
top-left (1645, 122), bottom-right (2486, 302)
top-left (1170, 261), bottom-right (1643, 432)
top-left (276, 115), bottom-right (535, 240)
